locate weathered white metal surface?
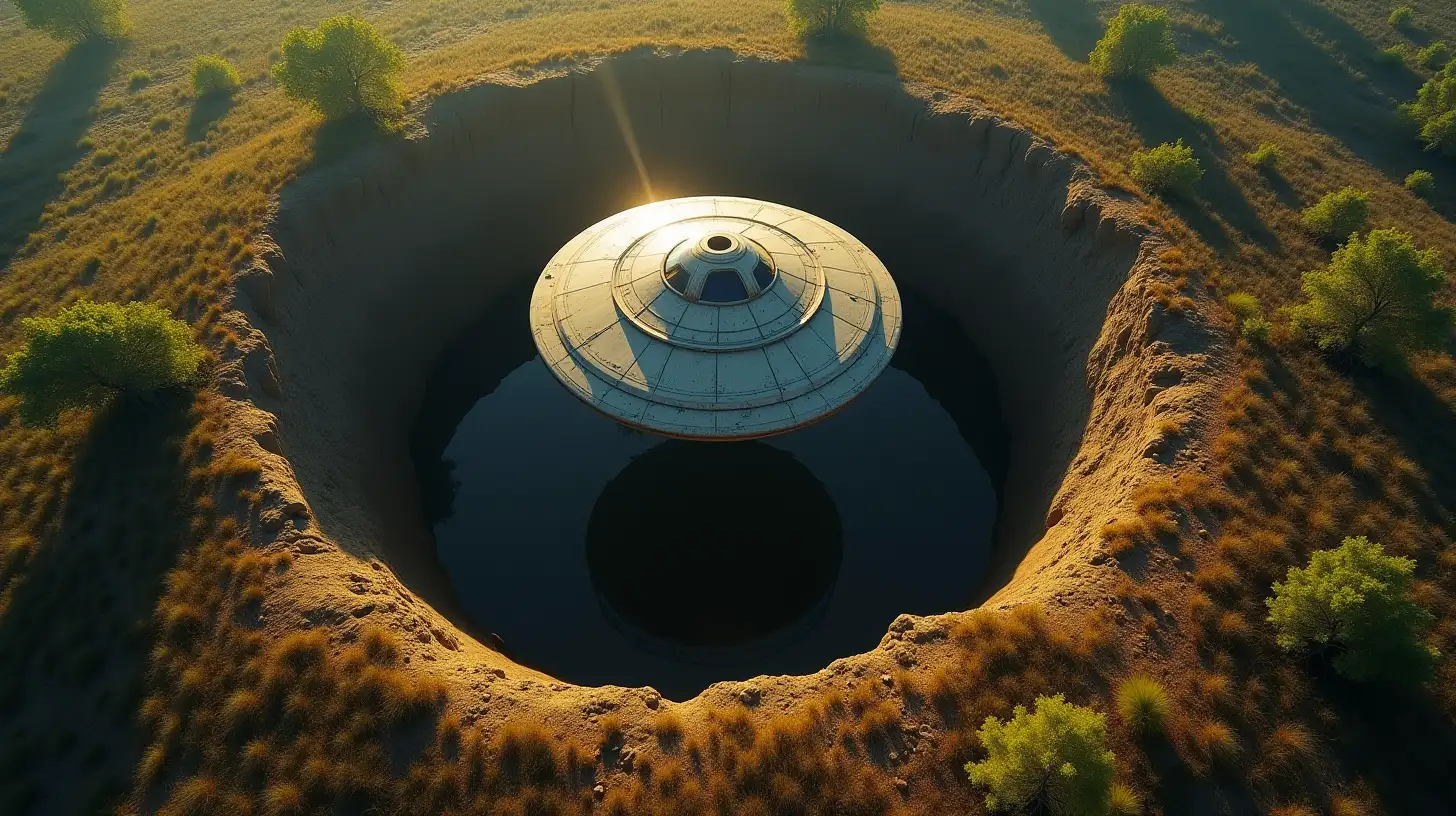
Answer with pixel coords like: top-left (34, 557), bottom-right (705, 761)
top-left (530, 197), bottom-right (902, 440)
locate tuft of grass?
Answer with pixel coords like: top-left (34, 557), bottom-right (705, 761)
top-left (1195, 720), bottom-right (1243, 766)
top-left (1109, 782), bottom-right (1142, 815)
top-left (1116, 675), bottom-right (1168, 736)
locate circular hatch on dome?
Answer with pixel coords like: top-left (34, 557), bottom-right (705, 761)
top-left (529, 197), bottom-right (903, 440)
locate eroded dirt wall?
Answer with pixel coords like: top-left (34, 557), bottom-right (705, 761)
top-left (219, 51), bottom-right (1227, 703)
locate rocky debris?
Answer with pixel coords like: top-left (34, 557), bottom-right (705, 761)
top-left (431, 627), bottom-right (460, 651)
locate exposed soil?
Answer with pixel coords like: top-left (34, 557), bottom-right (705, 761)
top-left (209, 49), bottom-right (1232, 795)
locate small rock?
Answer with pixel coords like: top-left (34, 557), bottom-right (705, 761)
top-left (738, 686), bottom-right (761, 706)
top-left (593, 785), bottom-right (605, 799)
top-left (894, 778), bottom-right (908, 793)
top-left (620, 748), bottom-right (636, 772)
top-left (490, 668), bottom-right (506, 679)
top-left (880, 673), bottom-right (894, 687)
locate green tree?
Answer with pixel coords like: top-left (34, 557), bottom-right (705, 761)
top-left (1300, 187), bottom-right (1370, 239)
top-left (1389, 6), bottom-right (1415, 29)
top-left (785, 0), bottom-right (881, 38)
top-left (271, 16), bottom-right (405, 119)
top-left (1089, 4), bottom-right (1178, 79)
top-left (966, 695), bottom-right (1117, 815)
top-left (192, 55), bottom-right (241, 96)
top-left (1290, 229), bottom-right (1452, 367)
top-left (1129, 140), bottom-right (1203, 199)
top-left (1402, 65), bottom-right (1456, 156)
top-left (1267, 536), bottom-right (1439, 683)
top-left (15, 0), bottom-right (128, 42)
top-left (0, 301), bottom-right (204, 426)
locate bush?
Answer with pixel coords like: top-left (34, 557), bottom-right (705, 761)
top-left (1290, 229), bottom-right (1452, 367)
top-left (1267, 536), bottom-right (1439, 682)
top-left (786, 0), bottom-right (881, 38)
top-left (1300, 188), bottom-right (1370, 240)
top-left (1405, 169), bottom-right (1436, 198)
top-left (1416, 41), bottom-right (1451, 71)
top-left (15, 0), bottom-right (128, 41)
top-left (1116, 676), bottom-right (1168, 736)
top-left (966, 694), bottom-right (1116, 815)
top-left (1089, 4), bottom-right (1178, 79)
top-left (192, 56), bottom-right (241, 96)
top-left (1226, 292), bottom-right (1271, 342)
top-left (0, 300), bottom-right (204, 426)
top-left (1389, 6), bottom-right (1415, 29)
top-left (1245, 142), bottom-right (1281, 170)
top-left (271, 16), bottom-right (405, 119)
top-left (1130, 140), bottom-right (1203, 198)
top-left (127, 70), bottom-right (151, 90)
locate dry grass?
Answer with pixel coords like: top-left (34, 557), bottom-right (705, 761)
top-left (2, 0), bottom-right (1455, 813)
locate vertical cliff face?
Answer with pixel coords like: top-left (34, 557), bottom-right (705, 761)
top-left (218, 50), bottom-right (1228, 703)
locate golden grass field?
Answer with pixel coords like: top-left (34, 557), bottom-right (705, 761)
top-left (3, 0), bottom-right (1456, 813)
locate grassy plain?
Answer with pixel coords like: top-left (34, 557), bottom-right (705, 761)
top-left (2, 0), bottom-right (1456, 813)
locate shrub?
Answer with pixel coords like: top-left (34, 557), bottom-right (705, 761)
top-left (1089, 4), bottom-right (1178, 79)
top-left (1266, 536), bottom-right (1439, 682)
top-left (785, 0), bottom-right (881, 38)
top-left (1389, 6), bottom-right (1415, 29)
top-left (1402, 65), bottom-right (1456, 155)
top-left (1405, 169), bottom-right (1436, 198)
top-left (15, 0), bottom-right (128, 42)
top-left (191, 56), bottom-right (241, 96)
top-left (127, 70), bottom-right (151, 90)
top-left (1300, 188), bottom-right (1370, 239)
top-left (1226, 292), bottom-right (1270, 342)
top-left (965, 694), bottom-right (1116, 815)
top-left (1377, 45), bottom-right (1410, 66)
top-left (1130, 140), bottom-right (1203, 198)
top-left (0, 300), bottom-right (204, 426)
top-left (1416, 41), bottom-right (1451, 71)
top-left (1116, 676), bottom-right (1168, 736)
top-left (1244, 142), bottom-right (1281, 170)
top-left (271, 16), bottom-right (405, 119)
top-left (1290, 229), bottom-right (1452, 367)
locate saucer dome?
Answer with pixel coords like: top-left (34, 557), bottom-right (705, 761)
top-left (529, 197), bottom-right (902, 439)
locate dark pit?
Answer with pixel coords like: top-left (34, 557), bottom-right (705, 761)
top-left (410, 279), bottom-right (1003, 697)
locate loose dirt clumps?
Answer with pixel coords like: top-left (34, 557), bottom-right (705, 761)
top-left (210, 49), bottom-right (1230, 749)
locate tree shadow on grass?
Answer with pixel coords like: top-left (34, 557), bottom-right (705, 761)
top-left (1349, 361), bottom-right (1456, 520)
top-left (185, 92), bottom-right (235, 143)
top-left (311, 111), bottom-right (409, 168)
top-left (1191, 0), bottom-right (1456, 209)
top-left (801, 33), bottom-right (899, 75)
top-left (1024, 0), bottom-right (1103, 63)
top-left (0, 39), bottom-right (118, 272)
top-left (1309, 660), bottom-right (1456, 814)
top-left (0, 391), bottom-right (197, 816)
top-left (1111, 80), bottom-right (1279, 252)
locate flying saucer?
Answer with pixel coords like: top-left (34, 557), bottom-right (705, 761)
top-left (529, 196), bottom-right (902, 440)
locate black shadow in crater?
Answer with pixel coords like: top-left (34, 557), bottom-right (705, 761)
top-left (586, 441), bottom-right (844, 659)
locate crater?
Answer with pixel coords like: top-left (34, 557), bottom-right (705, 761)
top-left (220, 50), bottom-right (1224, 705)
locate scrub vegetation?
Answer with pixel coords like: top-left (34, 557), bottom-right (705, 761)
top-left (2, 0), bottom-right (1456, 813)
